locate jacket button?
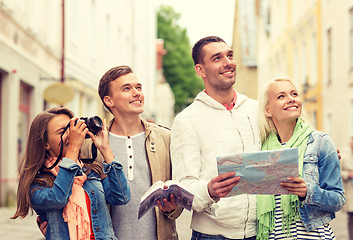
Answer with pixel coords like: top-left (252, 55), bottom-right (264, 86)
top-left (91, 190), bottom-right (95, 194)
top-left (151, 142), bottom-right (155, 145)
top-left (95, 227), bottom-right (100, 232)
top-left (93, 209), bottom-right (97, 214)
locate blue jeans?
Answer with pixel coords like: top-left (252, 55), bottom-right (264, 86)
top-left (191, 230), bottom-right (256, 240)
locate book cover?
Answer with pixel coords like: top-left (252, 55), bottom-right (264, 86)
top-left (138, 180), bottom-right (194, 219)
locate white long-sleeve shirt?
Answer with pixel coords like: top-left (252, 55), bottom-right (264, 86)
top-left (171, 91), bottom-right (261, 239)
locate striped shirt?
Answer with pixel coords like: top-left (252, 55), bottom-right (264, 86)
top-left (268, 195), bottom-right (336, 240)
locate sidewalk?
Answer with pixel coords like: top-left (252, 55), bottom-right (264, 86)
top-left (330, 210), bottom-right (350, 240)
top-left (0, 207), bottom-right (44, 240)
top-left (0, 206), bottom-right (349, 240)
top-left (176, 209), bottom-right (350, 240)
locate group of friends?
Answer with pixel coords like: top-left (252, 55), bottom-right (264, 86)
top-left (11, 36), bottom-right (346, 240)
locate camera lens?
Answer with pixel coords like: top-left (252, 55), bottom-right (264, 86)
top-left (92, 117), bottom-right (102, 126)
top-left (86, 116), bottom-right (103, 134)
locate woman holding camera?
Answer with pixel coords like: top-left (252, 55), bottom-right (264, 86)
top-left (12, 107), bottom-right (130, 240)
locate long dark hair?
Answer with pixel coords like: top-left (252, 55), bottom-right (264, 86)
top-left (11, 107), bottom-right (103, 219)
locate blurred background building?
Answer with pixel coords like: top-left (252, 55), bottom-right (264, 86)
top-left (233, 2), bottom-right (353, 237)
top-left (234, 0), bottom-right (353, 159)
top-left (0, 0), bottom-right (175, 207)
top-left (233, 0), bottom-right (258, 100)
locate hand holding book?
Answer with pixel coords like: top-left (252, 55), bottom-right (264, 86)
top-left (156, 185), bottom-right (178, 213)
top-left (138, 180), bottom-right (194, 219)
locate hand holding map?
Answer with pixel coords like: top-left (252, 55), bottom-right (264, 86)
top-left (217, 148), bottom-right (299, 197)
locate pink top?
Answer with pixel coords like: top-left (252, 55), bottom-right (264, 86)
top-left (222, 89), bottom-right (237, 111)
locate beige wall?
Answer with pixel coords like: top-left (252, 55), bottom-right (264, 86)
top-left (321, 0), bottom-right (353, 153)
top-left (233, 0), bottom-right (258, 100)
top-left (0, 0), bottom-right (158, 206)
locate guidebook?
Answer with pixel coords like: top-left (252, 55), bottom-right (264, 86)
top-left (138, 180), bottom-right (194, 219)
top-left (217, 148), bottom-right (299, 196)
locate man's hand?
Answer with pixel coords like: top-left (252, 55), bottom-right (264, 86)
top-left (337, 148), bottom-right (341, 161)
top-left (156, 186), bottom-right (177, 213)
top-left (348, 170), bottom-right (353, 179)
top-left (36, 216), bottom-right (47, 237)
top-left (208, 172), bottom-right (240, 198)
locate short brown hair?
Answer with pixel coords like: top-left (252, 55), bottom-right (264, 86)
top-left (98, 65), bottom-right (133, 112)
top-left (192, 36), bottom-right (226, 65)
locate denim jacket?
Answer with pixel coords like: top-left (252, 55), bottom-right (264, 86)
top-left (31, 157), bottom-right (130, 240)
top-left (299, 131), bottom-right (345, 231)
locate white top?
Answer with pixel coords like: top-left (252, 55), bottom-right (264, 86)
top-left (109, 132), bottom-right (157, 240)
top-left (171, 90), bottom-right (261, 239)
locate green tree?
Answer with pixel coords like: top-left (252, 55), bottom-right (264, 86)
top-left (157, 5), bottom-right (204, 113)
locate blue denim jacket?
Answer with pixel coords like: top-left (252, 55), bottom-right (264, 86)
top-left (299, 131), bottom-right (345, 231)
top-left (31, 158), bottom-right (131, 240)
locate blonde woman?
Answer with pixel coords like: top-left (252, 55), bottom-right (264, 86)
top-left (256, 77), bottom-right (345, 239)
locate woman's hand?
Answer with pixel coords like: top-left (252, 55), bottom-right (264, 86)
top-left (280, 177), bottom-right (307, 198)
top-left (87, 119), bottom-right (109, 150)
top-left (87, 119), bottom-right (115, 163)
top-left (65, 117), bottom-right (88, 162)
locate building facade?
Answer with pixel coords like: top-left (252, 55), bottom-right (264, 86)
top-left (321, 0), bottom-right (353, 155)
top-left (232, 0), bottom-right (259, 100)
top-left (257, 0), bottom-right (323, 130)
top-left (255, 0), bottom-right (353, 162)
top-left (0, 0), bottom-right (159, 206)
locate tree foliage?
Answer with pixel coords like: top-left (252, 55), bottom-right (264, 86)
top-left (157, 5), bottom-right (204, 113)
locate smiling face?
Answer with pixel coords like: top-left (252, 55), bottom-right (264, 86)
top-left (265, 80), bottom-right (302, 126)
top-left (104, 73), bottom-right (144, 116)
top-left (45, 114), bottom-right (71, 158)
top-left (195, 42), bottom-right (237, 91)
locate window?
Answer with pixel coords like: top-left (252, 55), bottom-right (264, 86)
top-left (18, 81), bottom-right (32, 158)
top-left (349, 8), bottom-right (353, 70)
top-left (351, 99), bottom-right (353, 136)
top-left (325, 112), bottom-right (332, 137)
top-left (302, 41), bottom-right (308, 85)
top-left (312, 111), bottom-right (317, 129)
top-left (327, 28), bottom-right (332, 85)
top-left (0, 72), bottom-right (2, 174)
top-left (311, 32), bottom-right (318, 85)
top-left (70, 0), bottom-right (79, 48)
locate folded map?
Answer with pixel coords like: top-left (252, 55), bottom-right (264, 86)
top-left (217, 148), bottom-right (299, 196)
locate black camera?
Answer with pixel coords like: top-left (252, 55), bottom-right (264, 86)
top-left (46, 116), bottom-right (103, 169)
top-left (78, 116), bottom-right (103, 138)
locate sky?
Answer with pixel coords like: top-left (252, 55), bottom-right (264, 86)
top-left (155, 0), bottom-right (236, 46)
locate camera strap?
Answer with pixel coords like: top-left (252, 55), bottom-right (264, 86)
top-left (81, 142), bottom-right (97, 164)
top-left (45, 123), bottom-right (70, 170)
top-left (44, 123), bottom-right (98, 169)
